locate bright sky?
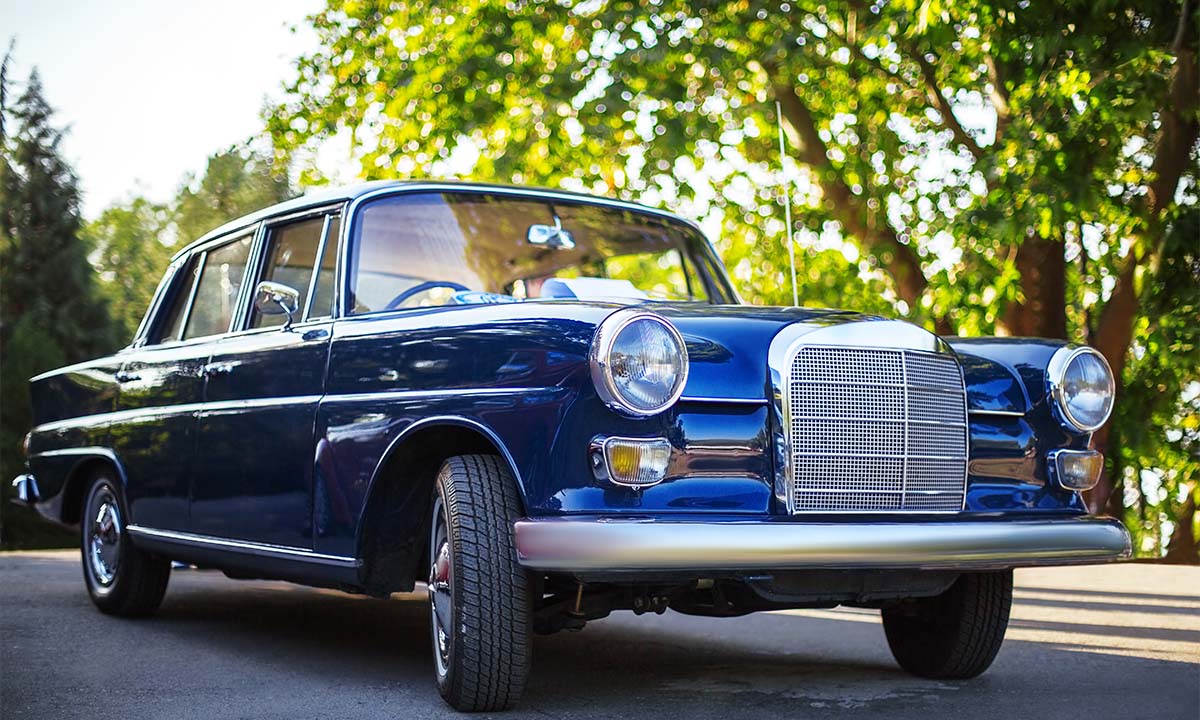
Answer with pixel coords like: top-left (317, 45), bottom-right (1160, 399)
top-left (2, 0), bottom-right (328, 218)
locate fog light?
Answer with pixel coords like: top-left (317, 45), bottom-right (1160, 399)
top-left (590, 437), bottom-right (672, 487)
top-left (1050, 449), bottom-right (1104, 491)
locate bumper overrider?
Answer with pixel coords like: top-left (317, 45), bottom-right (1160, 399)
top-left (514, 515), bottom-right (1131, 573)
top-left (11, 474), bottom-right (39, 504)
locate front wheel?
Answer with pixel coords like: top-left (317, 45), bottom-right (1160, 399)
top-left (81, 473), bottom-right (170, 616)
top-left (428, 455), bottom-right (531, 712)
top-left (882, 571), bottom-right (1012, 679)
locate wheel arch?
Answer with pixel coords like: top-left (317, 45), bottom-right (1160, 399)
top-left (354, 416), bottom-right (526, 594)
top-left (34, 448), bottom-right (130, 527)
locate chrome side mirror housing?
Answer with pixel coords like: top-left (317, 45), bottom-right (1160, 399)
top-left (254, 280), bottom-right (301, 330)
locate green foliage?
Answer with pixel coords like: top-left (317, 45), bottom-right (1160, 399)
top-left (1112, 208), bottom-right (1200, 556)
top-left (85, 197), bottom-right (174, 343)
top-left (0, 54), bottom-right (294, 547)
top-left (174, 149), bottom-right (293, 248)
top-left (84, 147), bottom-right (294, 347)
top-left (0, 68), bottom-right (119, 547)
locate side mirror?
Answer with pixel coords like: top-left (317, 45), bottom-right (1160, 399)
top-left (254, 280), bottom-right (301, 330)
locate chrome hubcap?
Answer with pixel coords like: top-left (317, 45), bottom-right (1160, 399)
top-left (429, 496), bottom-right (453, 676)
top-left (88, 490), bottom-right (122, 586)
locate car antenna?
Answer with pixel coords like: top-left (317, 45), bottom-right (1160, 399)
top-left (776, 100), bottom-right (799, 307)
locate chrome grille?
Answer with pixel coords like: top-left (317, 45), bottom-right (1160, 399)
top-left (787, 346), bottom-right (967, 512)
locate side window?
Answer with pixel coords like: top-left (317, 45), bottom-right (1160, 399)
top-left (308, 215), bottom-right (340, 320)
top-left (250, 216), bottom-right (328, 329)
top-left (183, 236), bottom-right (253, 340)
top-left (154, 256), bottom-right (201, 344)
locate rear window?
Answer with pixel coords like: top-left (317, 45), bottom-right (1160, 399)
top-left (182, 236), bottom-right (252, 340)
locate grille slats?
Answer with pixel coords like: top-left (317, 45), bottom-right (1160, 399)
top-left (787, 346), bottom-right (968, 513)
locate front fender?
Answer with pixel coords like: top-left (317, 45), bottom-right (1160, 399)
top-left (25, 447), bottom-right (129, 526)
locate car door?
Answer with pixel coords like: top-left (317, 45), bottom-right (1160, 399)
top-left (189, 209), bottom-right (340, 548)
top-left (114, 233), bottom-right (254, 532)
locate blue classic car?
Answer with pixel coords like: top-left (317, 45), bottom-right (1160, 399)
top-left (13, 181), bottom-right (1129, 711)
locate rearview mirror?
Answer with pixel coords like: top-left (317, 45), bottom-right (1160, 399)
top-left (526, 217), bottom-right (575, 249)
top-left (254, 280), bottom-right (301, 330)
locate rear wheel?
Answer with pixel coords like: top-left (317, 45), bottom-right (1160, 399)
top-left (428, 454), bottom-right (531, 712)
top-left (882, 571), bottom-right (1012, 679)
top-left (81, 473), bottom-right (170, 616)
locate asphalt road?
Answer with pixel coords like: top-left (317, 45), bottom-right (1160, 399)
top-left (1, 551), bottom-right (1196, 719)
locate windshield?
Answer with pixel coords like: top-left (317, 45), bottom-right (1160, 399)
top-left (347, 191), bottom-right (735, 314)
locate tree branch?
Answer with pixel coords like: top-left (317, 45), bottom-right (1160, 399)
top-left (985, 54), bottom-right (1011, 141)
top-left (766, 61), bottom-right (933, 315)
top-left (914, 51), bottom-right (985, 160)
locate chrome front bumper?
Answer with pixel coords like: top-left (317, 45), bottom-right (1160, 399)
top-left (514, 515), bottom-right (1132, 572)
top-left (10, 474), bottom-right (39, 505)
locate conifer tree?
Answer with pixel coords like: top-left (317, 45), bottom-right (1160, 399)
top-left (0, 58), bottom-right (118, 546)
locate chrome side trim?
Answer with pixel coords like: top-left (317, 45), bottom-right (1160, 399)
top-left (678, 396), bottom-right (769, 405)
top-left (126, 525), bottom-right (359, 568)
top-left (968, 409), bottom-right (1026, 417)
top-left (514, 516), bottom-right (1132, 572)
top-left (31, 387), bottom-right (548, 435)
top-left (321, 387), bottom-right (544, 405)
top-left (32, 396), bottom-right (324, 434)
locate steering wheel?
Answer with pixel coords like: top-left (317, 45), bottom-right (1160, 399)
top-left (384, 281), bottom-right (470, 310)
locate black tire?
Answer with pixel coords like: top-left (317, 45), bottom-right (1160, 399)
top-left (428, 454), bottom-right (531, 712)
top-left (81, 472), bottom-right (170, 617)
top-left (882, 571), bottom-right (1012, 679)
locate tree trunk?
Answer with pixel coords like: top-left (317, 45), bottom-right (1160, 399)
top-left (1001, 234), bottom-right (1068, 338)
top-left (1085, 37), bottom-right (1198, 513)
top-left (769, 70), bottom-right (929, 313)
top-left (1164, 490), bottom-right (1199, 565)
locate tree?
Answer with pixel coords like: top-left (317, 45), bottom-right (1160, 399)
top-left (0, 60), bottom-right (119, 546)
top-left (270, 0), bottom-right (1199, 556)
top-left (174, 147), bottom-right (293, 246)
top-left (84, 146), bottom-right (296, 348)
top-left (85, 197), bottom-right (173, 343)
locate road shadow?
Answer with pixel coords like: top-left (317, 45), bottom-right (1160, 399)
top-left (5, 555), bottom-right (1197, 719)
top-left (138, 568), bottom-right (1199, 717)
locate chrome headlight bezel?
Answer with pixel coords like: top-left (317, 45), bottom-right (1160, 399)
top-left (589, 309), bottom-right (689, 417)
top-left (1047, 345), bottom-right (1115, 433)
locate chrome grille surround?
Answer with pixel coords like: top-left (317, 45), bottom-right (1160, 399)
top-left (768, 321), bottom-right (968, 514)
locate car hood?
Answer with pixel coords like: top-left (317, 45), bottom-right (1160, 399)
top-left (637, 303), bottom-right (918, 400)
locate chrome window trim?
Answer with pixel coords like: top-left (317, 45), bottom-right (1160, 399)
top-left (127, 525), bottom-right (358, 568)
top-left (1046, 345), bottom-right (1114, 433)
top-left (130, 257), bottom-right (186, 349)
top-left (767, 320), bottom-right (967, 515)
top-left (302, 214), bottom-right (334, 322)
top-left (174, 249), bottom-right (207, 342)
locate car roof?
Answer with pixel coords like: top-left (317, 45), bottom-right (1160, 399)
top-left (170, 179), bottom-right (693, 261)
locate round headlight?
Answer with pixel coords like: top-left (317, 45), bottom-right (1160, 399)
top-left (590, 310), bottom-right (689, 416)
top-left (1047, 346), bottom-right (1115, 432)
